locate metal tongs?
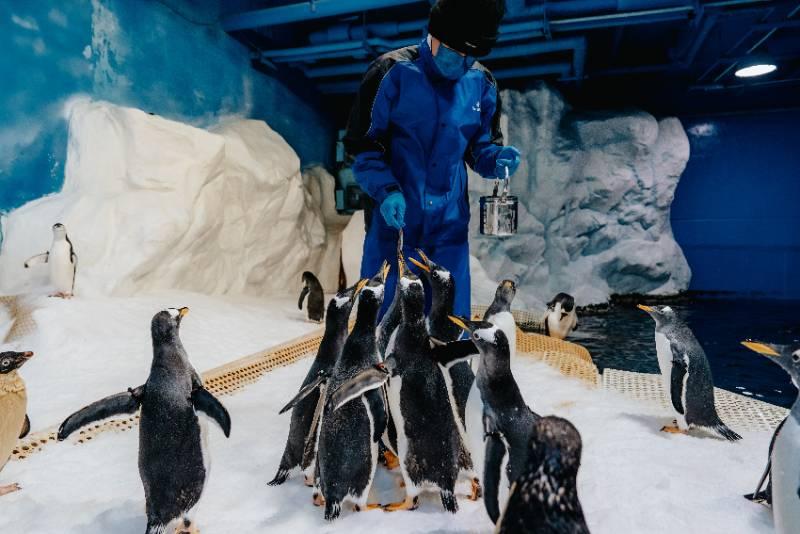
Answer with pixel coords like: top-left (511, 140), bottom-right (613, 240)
top-left (492, 165), bottom-right (511, 198)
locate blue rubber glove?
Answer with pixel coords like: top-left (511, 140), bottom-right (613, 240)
top-left (494, 146), bottom-right (521, 178)
top-left (380, 191), bottom-right (406, 229)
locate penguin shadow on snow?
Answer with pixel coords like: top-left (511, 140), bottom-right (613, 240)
top-left (72, 500), bottom-right (145, 534)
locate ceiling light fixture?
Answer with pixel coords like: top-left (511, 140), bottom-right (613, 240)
top-left (734, 62), bottom-right (777, 78)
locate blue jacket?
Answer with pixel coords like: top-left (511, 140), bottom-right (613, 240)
top-left (344, 38), bottom-right (505, 248)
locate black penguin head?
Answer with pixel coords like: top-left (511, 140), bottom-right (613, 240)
top-left (151, 307), bottom-right (189, 343)
top-left (398, 262), bottom-right (425, 323)
top-left (491, 280), bottom-right (516, 312)
top-left (637, 304), bottom-right (679, 327)
top-left (359, 261), bottom-right (390, 309)
top-left (527, 416), bottom-right (583, 486)
top-left (409, 249), bottom-right (454, 298)
top-left (326, 279), bottom-right (368, 322)
top-left (547, 293), bottom-right (575, 314)
top-left (0, 351), bottom-right (34, 374)
top-left (449, 315), bottom-right (509, 352)
top-left (742, 341), bottom-right (800, 383)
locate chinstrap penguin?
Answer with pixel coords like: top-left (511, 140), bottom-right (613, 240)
top-left (316, 262), bottom-right (390, 521)
top-left (24, 223), bottom-right (77, 298)
top-left (741, 341), bottom-right (800, 534)
top-left (0, 350), bottom-right (34, 497)
top-left (495, 416), bottom-right (590, 534)
top-left (298, 271), bottom-right (326, 323)
top-left (444, 315), bottom-right (539, 524)
top-left (270, 279), bottom-right (368, 487)
top-left (543, 293), bottom-right (579, 340)
top-left (638, 305), bottom-right (741, 441)
top-left (58, 307), bottom-right (231, 534)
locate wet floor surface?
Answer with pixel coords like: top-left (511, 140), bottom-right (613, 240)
top-left (573, 298), bottom-right (800, 408)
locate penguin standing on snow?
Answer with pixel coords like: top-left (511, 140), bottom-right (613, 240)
top-left (24, 223), bottom-right (77, 298)
top-left (543, 293), bottom-right (579, 340)
top-left (741, 341), bottom-right (800, 534)
top-left (638, 305), bottom-right (741, 441)
top-left (495, 416), bottom-right (590, 534)
top-left (0, 350), bottom-right (34, 497)
top-left (298, 272), bottom-right (325, 323)
top-left (333, 256), bottom-right (463, 513)
top-left (444, 315), bottom-right (539, 524)
top-left (269, 279), bottom-right (367, 487)
top-left (316, 262), bottom-right (390, 521)
top-left (58, 308), bottom-right (231, 534)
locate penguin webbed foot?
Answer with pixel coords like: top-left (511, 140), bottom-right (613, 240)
top-left (659, 424), bottom-right (688, 435)
top-left (0, 483), bottom-right (21, 497)
top-left (383, 449), bottom-right (400, 470)
top-left (468, 478), bottom-right (482, 501)
top-left (174, 517), bottom-right (199, 534)
top-left (382, 495), bottom-right (419, 512)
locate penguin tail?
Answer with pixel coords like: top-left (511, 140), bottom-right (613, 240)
top-left (268, 468), bottom-right (291, 486)
top-left (324, 500), bottom-right (341, 522)
top-left (145, 523), bottom-right (166, 534)
top-left (712, 421), bottom-right (742, 442)
top-left (440, 489), bottom-right (459, 514)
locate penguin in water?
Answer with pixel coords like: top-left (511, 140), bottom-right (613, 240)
top-left (24, 223), bottom-right (77, 298)
top-left (316, 262), bottom-right (390, 521)
top-left (409, 249), bottom-right (479, 499)
top-left (298, 272), bottom-right (325, 323)
top-left (269, 279), bottom-right (367, 487)
top-left (543, 293), bottom-right (579, 340)
top-left (58, 308), bottom-right (231, 534)
top-left (0, 350), bottom-right (34, 497)
top-left (638, 305), bottom-right (741, 441)
top-left (442, 315), bottom-right (539, 524)
top-left (741, 341), bottom-right (800, 533)
top-left (495, 416), bottom-right (590, 534)
top-left (333, 255), bottom-right (463, 513)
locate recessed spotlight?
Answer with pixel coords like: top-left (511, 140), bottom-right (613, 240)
top-left (734, 63), bottom-right (777, 78)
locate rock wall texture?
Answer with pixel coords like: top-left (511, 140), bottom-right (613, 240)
top-left (469, 83), bottom-right (691, 308)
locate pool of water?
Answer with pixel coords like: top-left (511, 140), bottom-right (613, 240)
top-left (571, 298), bottom-right (800, 408)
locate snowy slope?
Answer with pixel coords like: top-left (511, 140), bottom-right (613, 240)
top-left (0, 300), bottom-right (774, 533)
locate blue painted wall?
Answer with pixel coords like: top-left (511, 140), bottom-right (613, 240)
top-left (672, 110), bottom-right (800, 299)
top-left (0, 0), bottom-right (335, 212)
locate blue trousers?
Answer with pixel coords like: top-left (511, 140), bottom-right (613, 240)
top-left (360, 226), bottom-right (471, 321)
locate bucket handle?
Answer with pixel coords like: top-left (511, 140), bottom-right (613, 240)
top-left (492, 166), bottom-right (510, 199)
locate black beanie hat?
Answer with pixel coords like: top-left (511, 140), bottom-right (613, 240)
top-left (428, 0), bottom-right (506, 57)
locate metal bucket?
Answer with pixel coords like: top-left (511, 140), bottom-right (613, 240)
top-left (479, 177), bottom-right (518, 237)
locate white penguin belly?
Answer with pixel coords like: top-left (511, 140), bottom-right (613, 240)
top-left (346, 396), bottom-right (379, 507)
top-left (48, 241), bottom-right (74, 294)
top-left (465, 383), bottom-right (485, 480)
top-left (387, 376), bottom-right (418, 494)
top-left (772, 418), bottom-right (800, 534)
top-left (486, 311), bottom-right (516, 371)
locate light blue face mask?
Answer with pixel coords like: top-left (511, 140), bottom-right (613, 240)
top-left (431, 39), bottom-right (475, 80)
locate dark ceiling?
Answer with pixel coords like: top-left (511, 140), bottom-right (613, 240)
top-left (221, 1), bottom-right (800, 123)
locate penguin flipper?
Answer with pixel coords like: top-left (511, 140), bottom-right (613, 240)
top-left (669, 358), bottom-right (687, 415)
top-left (192, 386), bottom-right (232, 437)
top-left (298, 286), bottom-right (309, 310)
top-left (328, 363), bottom-right (391, 412)
top-left (430, 339), bottom-right (479, 368)
top-left (279, 370), bottom-right (328, 414)
top-left (57, 386), bottom-right (144, 440)
top-left (364, 388), bottom-right (387, 442)
top-left (483, 431), bottom-right (508, 525)
top-left (19, 414), bottom-right (30, 439)
top-left (23, 252), bottom-right (48, 268)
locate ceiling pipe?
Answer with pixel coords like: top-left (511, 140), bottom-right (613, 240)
top-left (222, 0), bottom-right (424, 32)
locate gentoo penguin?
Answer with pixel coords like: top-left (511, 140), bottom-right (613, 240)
top-left (741, 341), bottom-right (800, 533)
top-left (58, 308), bottom-right (231, 534)
top-left (298, 271), bottom-right (325, 323)
top-left (638, 305), bottom-right (741, 441)
top-left (316, 262), bottom-right (390, 521)
top-left (269, 279), bottom-right (367, 487)
top-left (376, 230), bottom-right (404, 358)
top-left (409, 249), bottom-right (478, 498)
top-left (0, 350), bottom-right (34, 497)
top-left (482, 280), bottom-right (517, 373)
top-left (24, 223), bottom-right (77, 298)
top-left (334, 256), bottom-right (463, 513)
top-left (543, 293), bottom-right (579, 340)
top-left (495, 416), bottom-right (590, 534)
top-left (445, 315), bottom-right (539, 524)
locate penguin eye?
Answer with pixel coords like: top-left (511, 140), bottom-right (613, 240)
top-left (472, 332), bottom-right (480, 341)
top-left (1, 358), bottom-right (10, 368)
top-left (792, 352), bottom-right (800, 363)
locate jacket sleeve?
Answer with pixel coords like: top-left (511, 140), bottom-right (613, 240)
top-left (343, 58), bottom-right (400, 204)
top-left (465, 67), bottom-right (504, 178)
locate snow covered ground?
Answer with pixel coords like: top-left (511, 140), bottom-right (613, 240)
top-left (0, 293), bottom-right (775, 533)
